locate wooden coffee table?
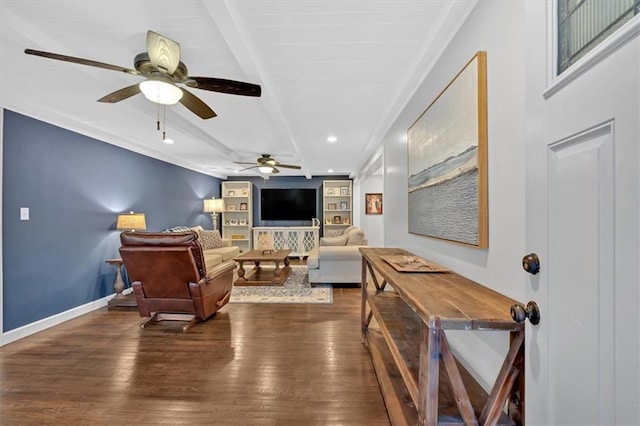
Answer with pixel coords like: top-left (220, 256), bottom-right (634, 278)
top-left (234, 249), bottom-right (292, 286)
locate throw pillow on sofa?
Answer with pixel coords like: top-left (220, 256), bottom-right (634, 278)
top-left (346, 228), bottom-right (366, 245)
top-left (200, 230), bottom-right (225, 249)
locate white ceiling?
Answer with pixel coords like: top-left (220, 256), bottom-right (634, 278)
top-left (0, 1), bottom-right (475, 179)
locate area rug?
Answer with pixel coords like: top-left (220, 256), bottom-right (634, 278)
top-left (230, 266), bottom-right (332, 304)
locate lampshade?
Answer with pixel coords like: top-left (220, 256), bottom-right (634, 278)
top-left (116, 212), bottom-right (147, 231)
top-left (203, 198), bottom-right (225, 213)
top-left (139, 78), bottom-right (183, 105)
top-left (258, 166), bottom-right (273, 174)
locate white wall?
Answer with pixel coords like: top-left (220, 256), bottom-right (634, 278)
top-left (378, 1), bottom-right (527, 389)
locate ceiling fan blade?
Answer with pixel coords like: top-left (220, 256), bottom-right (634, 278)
top-left (179, 88), bottom-right (217, 119)
top-left (184, 77), bottom-right (261, 97)
top-left (238, 165), bottom-right (259, 172)
top-left (146, 30), bottom-right (180, 74)
top-left (233, 161), bottom-right (259, 165)
top-left (24, 49), bottom-right (139, 75)
top-left (276, 164), bottom-right (302, 170)
top-left (97, 84), bottom-right (141, 103)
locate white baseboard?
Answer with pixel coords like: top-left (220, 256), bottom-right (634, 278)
top-left (1, 290), bottom-right (131, 346)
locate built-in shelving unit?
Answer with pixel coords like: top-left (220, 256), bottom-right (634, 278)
top-left (221, 181), bottom-right (252, 253)
top-left (322, 179), bottom-right (352, 237)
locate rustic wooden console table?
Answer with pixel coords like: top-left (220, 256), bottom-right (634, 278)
top-left (360, 248), bottom-right (525, 425)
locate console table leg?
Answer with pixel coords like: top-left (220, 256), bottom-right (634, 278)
top-left (418, 325), bottom-right (440, 425)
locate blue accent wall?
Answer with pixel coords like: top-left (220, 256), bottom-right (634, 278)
top-left (2, 110), bottom-right (221, 332)
top-left (226, 175), bottom-right (350, 228)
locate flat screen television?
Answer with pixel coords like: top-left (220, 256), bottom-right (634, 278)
top-left (260, 188), bottom-right (317, 221)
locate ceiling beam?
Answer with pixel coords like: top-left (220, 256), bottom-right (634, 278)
top-left (202, 0), bottom-right (312, 179)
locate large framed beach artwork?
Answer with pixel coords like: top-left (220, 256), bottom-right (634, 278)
top-left (407, 51), bottom-right (488, 248)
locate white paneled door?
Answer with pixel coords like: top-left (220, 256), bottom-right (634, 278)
top-left (524, 5), bottom-right (639, 423)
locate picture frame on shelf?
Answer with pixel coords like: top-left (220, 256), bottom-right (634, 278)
top-left (327, 188), bottom-right (335, 196)
top-left (239, 202), bottom-right (248, 210)
top-left (239, 219), bottom-right (247, 225)
top-left (227, 190), bottom-right (235, 196)
top-left (365, 193), bottom-right (383, 215)
top-left (340, 186), bottom-right (349, 195)
top-left (228, 204), bottom-right (236, 211)
top-left (340, 201), bottom-right (348, 210)
top-left (343, 218), bottom-right (350, 225)
top-left (325, 217), bottom-right (332, 224)
top-left (230, 219), bottom-right (238, 225)
top-left (333, 215), bottom-right (341, 224)
top-left (224, 220), bottom-right (230, 225)
top-left (328, 203), bottom-right (337, 210)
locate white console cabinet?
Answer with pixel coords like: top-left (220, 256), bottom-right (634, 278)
top-left (252, 227), bottom-right (319, 258)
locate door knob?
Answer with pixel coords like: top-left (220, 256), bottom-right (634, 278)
top-left (511, 301), bottom-right (541, 325)
top-left (522, 253), bottom-right (540, 274)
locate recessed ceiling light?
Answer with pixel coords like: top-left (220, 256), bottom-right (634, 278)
top-left (328, 169), bottom-right (334, 173)
top-left (233, 170), bottom-right (239, 173)
top-left (327, 136), bottom-right (337, 143)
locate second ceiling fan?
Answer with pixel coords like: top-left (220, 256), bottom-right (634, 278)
top-left (234, 154), bottom-right (301, 174)
top-left (25, 30), bottom-right (261, 119)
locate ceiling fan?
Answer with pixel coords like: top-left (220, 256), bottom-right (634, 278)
top-left (24, 30), bottom-right (261, 119)
top-left (234, 154), bottom-right (302, 174)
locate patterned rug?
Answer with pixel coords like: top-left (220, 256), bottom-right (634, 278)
top-left (230, 266), bottom-right (333, 304)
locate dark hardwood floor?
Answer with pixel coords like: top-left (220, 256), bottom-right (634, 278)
top-left (0, 287), bottom-right (390, 425)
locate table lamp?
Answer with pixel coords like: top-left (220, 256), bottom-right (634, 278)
top-left (203, 198), bottom-right (225, 231)
top-left (116, 211), bottom-right (147, 232)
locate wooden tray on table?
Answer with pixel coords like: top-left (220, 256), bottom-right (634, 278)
top-left (380, 255), bottom-right (449, 273)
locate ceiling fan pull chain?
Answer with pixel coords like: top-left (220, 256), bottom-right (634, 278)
top-left (156, 101), bottom-right (160, 131)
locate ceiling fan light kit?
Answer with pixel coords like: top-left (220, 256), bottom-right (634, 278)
top-left (139, 77), bottom-right (183, 105)
top-left (258, 166), bottom-right (274, 174)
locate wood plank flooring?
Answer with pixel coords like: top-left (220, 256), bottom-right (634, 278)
top-left (0, 287), bottom-right (390, 425)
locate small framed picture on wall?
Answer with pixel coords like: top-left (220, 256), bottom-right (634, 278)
top-left (365, 193), bottom-right (383, 215)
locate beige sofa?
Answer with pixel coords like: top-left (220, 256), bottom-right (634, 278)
top-left (170, 226), bottom-right (240, 271)
top-left (307, 226), bottom-right (367, 285)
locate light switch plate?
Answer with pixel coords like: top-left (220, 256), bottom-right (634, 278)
top-left (20, 207), bottom-right (29, 220)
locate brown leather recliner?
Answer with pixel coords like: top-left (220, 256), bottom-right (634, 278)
top-left (119, 231), bottom-right (235, 332)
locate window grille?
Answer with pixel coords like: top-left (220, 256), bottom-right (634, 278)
top-left (557, 0), bottom-right (639, 73)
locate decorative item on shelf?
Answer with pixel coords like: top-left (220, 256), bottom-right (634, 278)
top-left (227, 190), bottom-right (235, 196)
top-left (116, 211), bottom-right (147, 232)
top-left (340, 201), bottom-right (348, 210)
top-left (240, 202), bottom-right (248, 210)
top-left (333, 215), bottom-right (341, 224)
top-left (230, 219), bottom-right (239, 225)
top-left (239, 219), bottom-right (247, 225)
top-left (327, 188), bottom-right (335, 196)
top-left (228, 204), bottom-right (236, 211)
top-left (325, 218), bottom-right (332, 225)
top-left (365, 193), bottom-right (383, 215)
top-left (328, 203), bottom-right (337, 210)
top-left (231, 234), bottom-right (244, 239)
top-left (340, 186), bottom-right (349, 195)
top-left (203, 197), bottom-right (225, 230)
top-left (343, 218), bottom-right (350, 225)
top-left (224, 220), bottom-right (230, 226)
top-left (241, 188), bottom-right (249, 196)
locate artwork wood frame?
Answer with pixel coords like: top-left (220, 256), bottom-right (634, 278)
top-left (365, 193), bottom-right (383, 215)
top-left (407, 51), bottom-right (488, 248)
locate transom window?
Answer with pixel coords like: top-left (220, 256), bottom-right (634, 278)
top-left (557, 0), bottom-right (640, 73)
